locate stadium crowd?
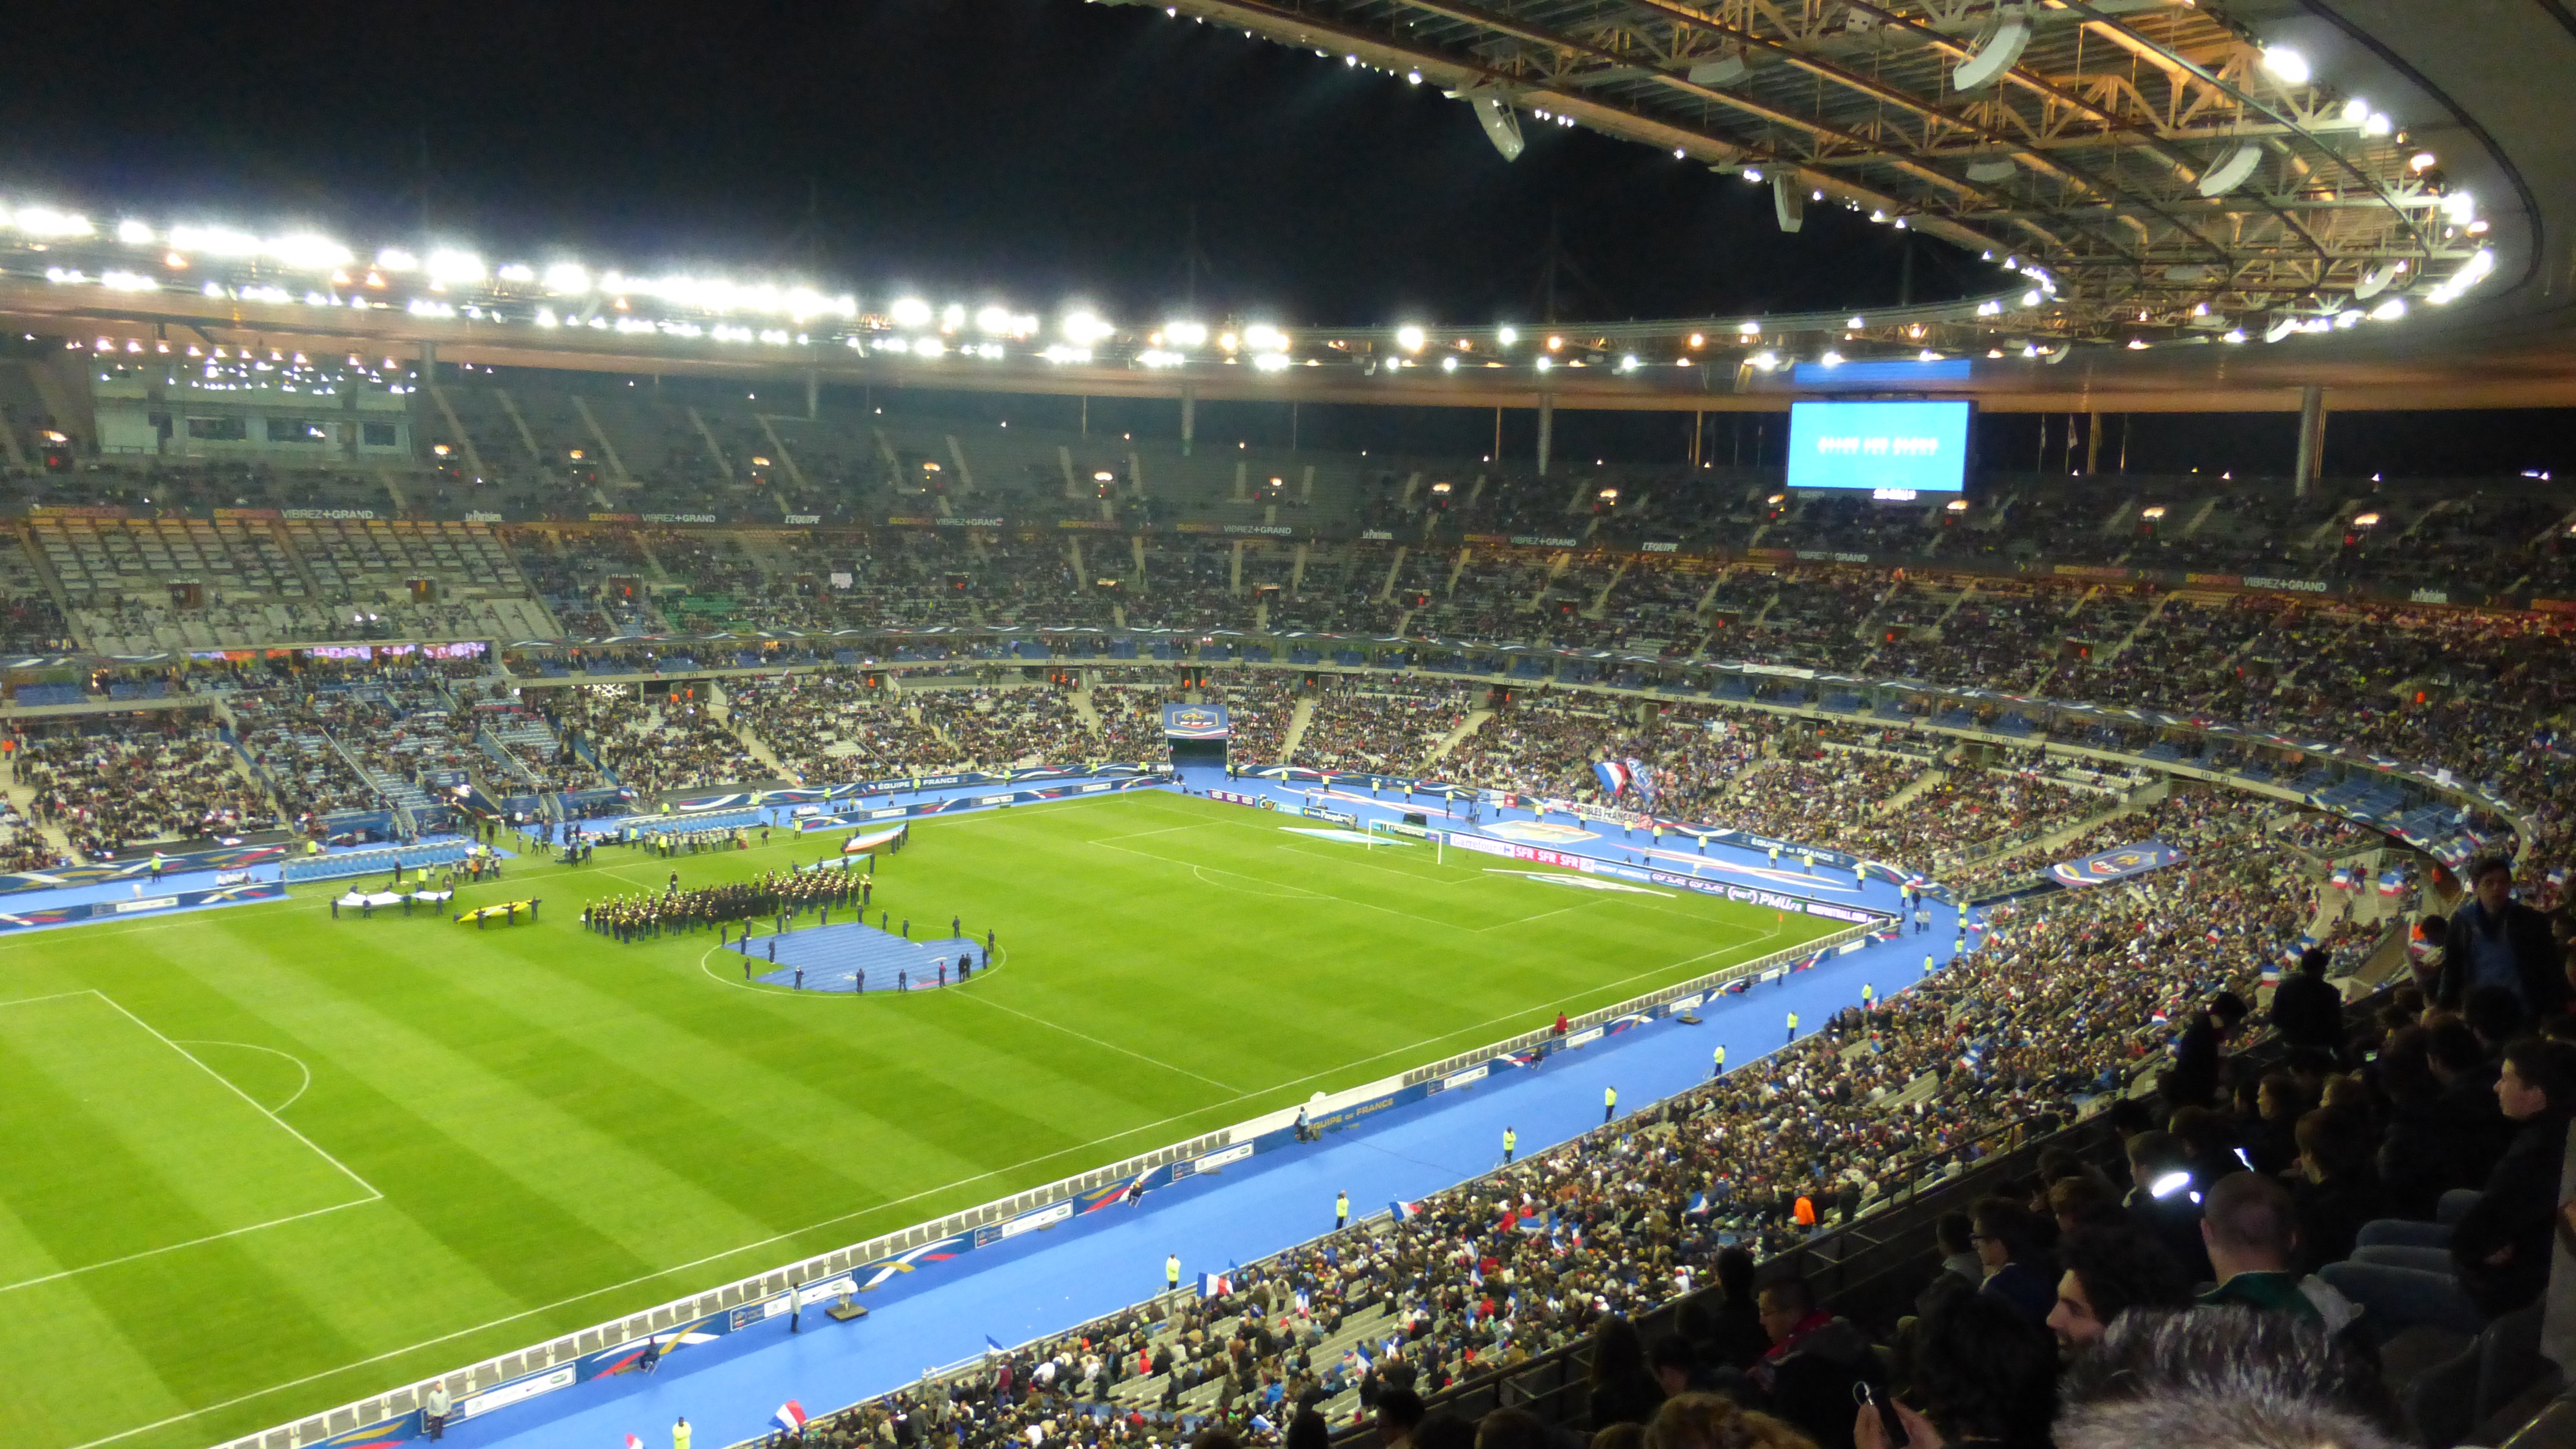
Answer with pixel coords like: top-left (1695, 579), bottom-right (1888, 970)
top-left (8, 718), bottom-right (276, 856)
top-left (752, 781), bottom-right (2576, 1449)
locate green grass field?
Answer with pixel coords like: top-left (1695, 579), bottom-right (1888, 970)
top-left (0, 791), bottom-right (1835, 1449)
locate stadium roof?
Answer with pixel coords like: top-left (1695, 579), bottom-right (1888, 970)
top-left (1, 0), bottom-right (2568, 412)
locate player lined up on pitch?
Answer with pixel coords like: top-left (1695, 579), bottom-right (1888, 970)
top-left (582, 865), bottom-right (868, 943)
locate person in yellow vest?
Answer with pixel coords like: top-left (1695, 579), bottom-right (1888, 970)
top-left (1860, 983), bottom-right (1876, 1008)
top-left (1165, 1253), bottom-right (1180, 1295)
top-left (1801, 850), bottom-right (1816, 874)
top-left (1712, 1044), bottom-right (1726, 1079)
top-left (1503, 1126), bottom-right (1518, 1163)
top-left (1786, 1010), bottom-right (1800, 1043)
top-left (1767, 843), bottom-right (1781, 869)
top-left (1924, 951), bottom-right (1937, 977)
top-left (1334, 1190), bottom-right (1348, 1229)
top-left (1603, 1084), bottom-right (1618, 1123)
top-left (674, 1417), bottom-right (691, 1449)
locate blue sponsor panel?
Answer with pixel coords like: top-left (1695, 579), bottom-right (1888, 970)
top-left (0, 880), bottom-right (286, 931)
top-left (1162, 704), bottom-right (1231, 740)
top-left (678, 765), bottom-right (1166, 816)
top-left (792, 775), bottom-right (1166, 832)
top-left (0, 842), bottom-right (287, 897)
top-left (281, 841), bottom-right (473, 884)
top-left (2049, 839), bottom-right (2185, 888)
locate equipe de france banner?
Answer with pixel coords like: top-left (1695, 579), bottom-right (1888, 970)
top-left (2049, 840), bottom-right (2184, 888)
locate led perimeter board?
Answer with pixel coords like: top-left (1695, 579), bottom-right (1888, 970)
top-left (1785, 399), bottom-right (1972, 501)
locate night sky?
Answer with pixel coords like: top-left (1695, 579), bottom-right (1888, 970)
top-left (2, 0), bottom-right (2566, 477)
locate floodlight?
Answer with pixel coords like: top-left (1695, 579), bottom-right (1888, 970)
top-left (2197, 142), bottom-right (2264, 197)
top-left (1167, 320), bottom-right (1209, 347)
top-left (2261, 47), bottom-right (2312, 85)
top-left (115, 219), bottom-right (153, 245)
top-left (544, 263), bottom-right (592, 293)
top-left (1952, 16), bottom-right (2029, 91)
top-left (1469, 96), bottom-right (1526, 162)
top-left (891, 297), bottom-right (934, 327)
top-left (1396, 325), bottom-right (1427, 351)
top-left (2352, 261), bottom-right (2406, 300)
top-left (424, 249), bottom-right (485, 285)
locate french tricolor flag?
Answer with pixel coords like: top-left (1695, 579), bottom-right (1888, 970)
top-left (1593, 760), bottom-right (1630, 795)
top-left (774, 1400), bottom-right (809, 1434)
top-left (1792, 949), bottom-right (1826, 973)
top-left (1390, 1199), bottom-right (1423, 1222)
top-left (1197, 1271), bottom-right (1233, 1298)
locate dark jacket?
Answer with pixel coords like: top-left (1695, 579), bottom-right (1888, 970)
top-left (2293, 1168), bottom-right (2388, 1274)
top-left (2270, 970), bottom-right (2346, 1053)
top-left (2435, 899), bottom-right (2566, 1017)
top-left (2451, 1109), bottom-right (2574, 1317)
top-left (2378, 1093), bottom-right (2463, 1221)
top-left (1701, 1296), bottom-right (1772, 1372)
top-left (1978, 1261), bottom-right (2057, 1327)
top-left (1756, 1315), bottom-right (1879, 1449)
top-left (1587, 1372), bottom-right (1666, 1432)
top-left (2166, 1018), bottom-right (2225, 1108)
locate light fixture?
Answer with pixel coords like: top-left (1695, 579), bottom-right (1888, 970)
top-left (2261, 46), bottom-right (2312, 86)
top-left (2197, 142), bottom-right (2265, 197)
top-left (1953, 15), bottom-right (2030, 91)
top-left (1396, 325), bottom-right (1427, 351)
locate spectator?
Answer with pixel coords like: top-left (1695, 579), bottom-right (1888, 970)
top-left (2052, 1306), bottom-right (2402, 1449)
top-left (1645, 1393), bottom-right (1816, 1449)
top-left (2269, 946), bottom-right (2345, 1054)
top-left (2437, 856), bottom-right (2566, 1019)
top-left (2324, 1037), bottom-right (2576, 1333)
top-left (1745, 1276), bottom-right (1877, 1449)
top-left (1649, 1336), bottom-right (1716, 1399)
top-left (1894, 1291), bottom-right (2057, 1449)
top-left (1377, 1388), bottom-right (1426, 1449)
top-left (1587, 1316), bottom-right (1666, 1430)
top-left (2124, 1129), bottom-right (2214, 1283)
top-left (2290, 1107), bottom-right (2386, 1274)
top-left (1971, 1197), bottom-right (2054, 1327)
top-left (2195, 1172), bottom-right (2356, 1332)
top-left (1699, 1247), bottom-right (1770, 1371)
top-left (2046, 1224), bottom-right (2195, 1355)
top-left (2166, 992), bottom-right (2250, 1109)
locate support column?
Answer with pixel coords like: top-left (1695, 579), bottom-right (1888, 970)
top-left (2083, 410), bottom-right (2103, 476)
top-left (1181, 385), bottom-right (1196, 458)
top-left (804, 366), bottom-right (818, 420)
top-left (1536, 394), bottom-right (1554, 477)
top-left (2293, 385), bottom-right (2326, 498)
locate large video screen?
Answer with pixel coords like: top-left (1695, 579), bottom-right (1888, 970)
top-left (1785, 399), bottom-right (1972, 500)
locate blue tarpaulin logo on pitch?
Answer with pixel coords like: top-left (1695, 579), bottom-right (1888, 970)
top-left (1162, 704), bottom-right (1232, 740)
top-left (2050, 839), bottom-right (2184, 888)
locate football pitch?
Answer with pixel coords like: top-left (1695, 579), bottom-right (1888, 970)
top-left (0, 790), bottom-right (1836, 1449)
